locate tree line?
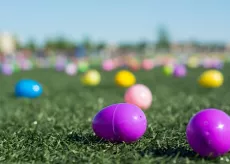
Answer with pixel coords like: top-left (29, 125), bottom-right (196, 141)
top-left (14, 27), bottom-right (226, 53)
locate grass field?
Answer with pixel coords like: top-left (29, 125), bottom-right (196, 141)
top-left (1, 65), bottom-right (230, 164)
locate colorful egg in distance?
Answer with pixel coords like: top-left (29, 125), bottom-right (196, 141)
top-left (102, 59), bottom-right (115, 71)
top-left (15, 79), bottom-right (43, 98)
top-left (92, 103), bottom-right (147, 143)
top-left (115, 70), bottom-right (136, 87)
top-left (65, 63), bottom-right (77, 76)
top-left (173, 65), bottom-right (187, 77)
top-left (81, 69), bottom-right (101, 86)
top-left (1, 63), bottom-right (13, 75)
top-left (198, 70), bottom-right (223, 88)
top-left (13, 63), bottom-right (21, 73)
top-left (128, 60), bottom-right (140, 71)
top-left (186, 108), bottom-right (230, 157)
top-left (187, 57), bottom-right (199, 68)
top-left (141, 59), bottom-right (154, 70)
top-left (124, 84), bottom-right (152, 110)
top-left (78, 61), bottom-right (89, 73)
top-left (163, 65), bottom-right (174, 76)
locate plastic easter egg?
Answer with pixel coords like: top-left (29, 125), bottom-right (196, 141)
top-left (187, 57), bottom-right (199, 68)
top-left (173, 65), bottom-right (187, 77)
top-left (198, 70), bottom-right (223, 88)
top-left (163, 65), bottom-right (174, 76)
top-left (65, 63), bottom-right (77, 76)
top-left (15, 79), bottom-right (43, 98)
top-left (92, 103), bottom-right (147, 143)
top-left (202, 59), bottom-right (213, 69)
top-left (13, 63), bottom-right (21, 72)
top-left (130, 64), bottom-right (140, 71)
top-left (55, 61), bottom-right (66, 71)
top-left (124, 84), bottom-right (152, 110)
top-left (141, 59), bottom-right (154, 70)
top-left (128, 59), bottom-right (140, 71)
top-left (55, 55), bottom-right (67, 71)
top-left (22, 59), bottom-right (33, 71)
top-left (1, 63), bottom-right (13, 75)
top-left (212, 61), bottom-right (224, 70)
top-left (186, 108), bottom-right (230, 157)
top-left (78, 61), bottom-right (89, 73)
top-left (81, 69), bottom-right (101, 86)
top-left (115, 70), bottom-right (136, 87)
top-left (102, 59), bottom-right (115, 71)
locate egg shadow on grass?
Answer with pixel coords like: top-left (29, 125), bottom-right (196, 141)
top-left (66, 132), bottom-right (128, 145)
top-left (66, 132), bottom-right (109, 145)
top-left (191, 86), bottom-right (216, 95)
top-left (8, 92), bottom-right (26, 100)
top-left (138, 146), bottom-right (219, 162)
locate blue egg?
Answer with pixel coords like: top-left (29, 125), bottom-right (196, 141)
top-left (15, 79), bottom-right (43, 98)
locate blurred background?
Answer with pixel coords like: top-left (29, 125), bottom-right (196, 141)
top-left (0, 0), bottom-right (230, 74)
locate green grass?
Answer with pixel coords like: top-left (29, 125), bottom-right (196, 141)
top-left (1, 65), bottom-right (230, 164)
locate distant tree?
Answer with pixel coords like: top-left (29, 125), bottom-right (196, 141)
top-left (189, 40), bottom-right (200, 51)
top-left (136, 40), bottom-right (147, 53)
top-left (44, 39), bottom-right (56, 50)
top-left (207, 42), bottom-right (225, 52)
top-left (96, 42), bottom-right (106, 52)
top-left (155, 26), bottom-right (170, 52)
top-left (55, 36), bottom-right (68, 50)
top-left (82, 36), bottom-right (93, 54)
top-left (119, 43), bottom-right (135, 52)
top-left (13, 35), bottom-right (21, 50)
top-left (24, 39), bottom-right (37, 51)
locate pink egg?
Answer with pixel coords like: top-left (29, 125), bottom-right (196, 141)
top-left (141, 59), bottom-right (154, 70)
top-left (102, 59), bottom-right (114, 71)
top-left (124, 84), bottom-right (152, 110)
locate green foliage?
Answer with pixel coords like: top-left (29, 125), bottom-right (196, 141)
top-left (24, 39), bottom-right (37, 51)
top-left (1, 66), bottom-right (230, 163)
top-left (96, 42), bottom-right (106, 51)
top-left (155, 26), bottom-right (170, 52)
top-left (119, 43), bottom-right (136, 52)
top-left (82, 36), bottom-right (93, 54)
top-left (44, 37), bottom-right (76, 51)
top-left (13, 35), bottom-right (21, 50)
top-left (136, 41), bottom-right (147, 53)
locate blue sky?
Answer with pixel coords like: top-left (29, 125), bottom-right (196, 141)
top-left (0, 0), bottom-right (230, 44)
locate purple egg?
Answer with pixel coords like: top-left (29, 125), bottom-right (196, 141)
top-left (55, 62), bottom-right (65, 71)
top-left (186, 108), bottom-right (230, 157)
top-left (92, 103), bottom-right (147, 143)
top-left (173, 65), bottom-right (187, 77)
top-left (1, 63), bottom-right (13, 75)
top-left (212, 62), bottom-right (224, 70)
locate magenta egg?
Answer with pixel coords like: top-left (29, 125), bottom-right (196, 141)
top-left (124, 84), bottom-right (152, 110)
top-left (186, 108), bottom-right (230, 157)
top-left (92, 103), bottom-right (147, 143)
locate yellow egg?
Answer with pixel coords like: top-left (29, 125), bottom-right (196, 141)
top-left (198, 70), bottom-right (224, 88)
top-left (187, 57), bottom-right (199, 68)
top-left (81, 69), bottom-right (101, 86)
top-left (115, 70), bottom-right (136, 87)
